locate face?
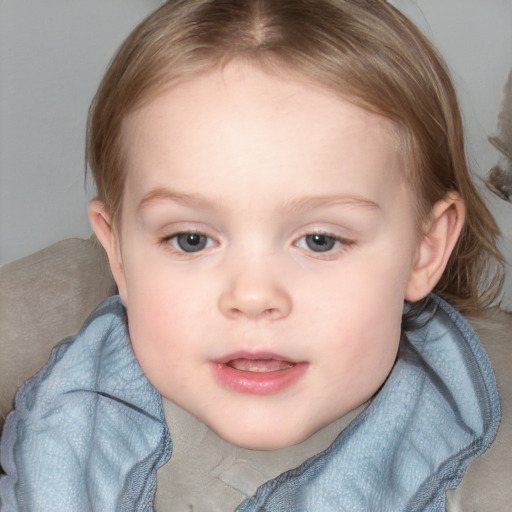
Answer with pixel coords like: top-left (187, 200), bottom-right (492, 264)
top-left (107, 64), bottom-right (424, 449)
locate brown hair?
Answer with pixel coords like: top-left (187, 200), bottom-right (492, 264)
top-left (86, 0), bottom-right (504, 314)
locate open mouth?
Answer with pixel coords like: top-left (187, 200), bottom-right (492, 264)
top-left (226, 358), bottom-right (295, 373)
top-left (212, 353), bottom-right (307, 395)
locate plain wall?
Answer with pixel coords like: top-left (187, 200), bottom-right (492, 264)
top-left (2, 1), bottom-right (512, 304)
top-left (0, 0), bottom-right (162, 264)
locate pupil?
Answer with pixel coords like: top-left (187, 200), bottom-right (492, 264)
top-left (306, 234), bottom-right (335, 252)
top-left (178, 233), bottom-right (207, 252)
top-left (186, 234), bottom-right (201, 245)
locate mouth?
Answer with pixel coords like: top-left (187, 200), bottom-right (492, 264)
top-left (226, 358), bottom-right (295, 373)
top-left (212, 352), bottom-right (307, 395)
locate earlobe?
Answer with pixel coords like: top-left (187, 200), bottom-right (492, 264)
top-left (88, 200), bottom-right (128, 300)
top-left (405, 193), bottom-right (465, 302)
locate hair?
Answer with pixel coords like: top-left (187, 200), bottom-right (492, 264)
top-left (86, 0), bottom-right (504, 315)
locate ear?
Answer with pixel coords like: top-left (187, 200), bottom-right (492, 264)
top-left (88, 200), bottom-right (128, 300)
top-left (405, 193), bottom-right (465, 302)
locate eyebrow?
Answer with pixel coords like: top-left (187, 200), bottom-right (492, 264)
top-left (282, 194), bottom-right (381, 213)
top-left (138, 187), bottom-right (217, 210)
top-left (138, 187), bottom-right (380, 213)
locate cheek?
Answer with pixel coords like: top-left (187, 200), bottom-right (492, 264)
top-left (123, 264), bottom-right (215, 360)
top-left (123, 246), bottom-right (206, 314)
top-left (303, 254), bottom-right (407, 381)
top-left (125, 291), bottom-right (201, 399)
top-left (127, 287), bottom-right (199, 345)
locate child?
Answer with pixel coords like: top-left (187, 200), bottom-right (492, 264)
top-left (1, 0), bottom-right (509, 510)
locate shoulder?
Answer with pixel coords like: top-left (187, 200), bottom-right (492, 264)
top-left (447, 309), bottom-right (512, 511)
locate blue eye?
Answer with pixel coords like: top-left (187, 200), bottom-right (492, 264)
top-left (169, 233), bottom-right (211, 253)
top-left (304, 234), bottom-right (336, 252)
top-left (296, 233), bottom-right (348, 253)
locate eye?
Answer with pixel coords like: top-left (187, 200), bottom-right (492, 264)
top-left (295, 233), bottom-right (350, 253)
top-left (167, 232), bottom-right (214, 253)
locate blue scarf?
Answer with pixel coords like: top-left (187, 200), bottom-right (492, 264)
top-left (0, 295), bottom-right (500, 511)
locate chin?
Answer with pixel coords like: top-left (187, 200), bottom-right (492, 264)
top-left (213, 423), bottom-right (314, 451)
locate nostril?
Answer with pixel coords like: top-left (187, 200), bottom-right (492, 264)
top-left (226, 305), bottom-right (278, 319)
top-left (218, 280), bottom-right (292, 320)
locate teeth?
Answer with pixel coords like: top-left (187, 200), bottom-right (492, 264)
top-left (227, 359), bottom-right (295, 372)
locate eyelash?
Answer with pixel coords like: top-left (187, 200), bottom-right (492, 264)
top-left (158, 230), bottom-right (354, 257)
top-left (294, 231), bottom-right (353, 258)
top-left (159, 230), bottom-right (215, 254)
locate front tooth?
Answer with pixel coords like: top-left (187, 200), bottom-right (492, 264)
top-left (247, 365), bottom-right (265, 372)
top-left (229, 360), bottom-right (294, 372)
top-left (246, 365), bottom-right (293, 372)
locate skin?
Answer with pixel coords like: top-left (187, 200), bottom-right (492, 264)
top-left (90, 63), bottom-right (464, 449)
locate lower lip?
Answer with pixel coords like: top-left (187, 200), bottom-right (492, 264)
top-left (211, 361), bottom-right (308, 395)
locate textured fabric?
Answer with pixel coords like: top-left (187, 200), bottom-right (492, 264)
top-left (0, 295), bottom-right (500, 511)
top-left (236, 296), bottom-right (500, 512)
top-left (155, 396), bottom-right (365, 511)
top-left (0, 236), bottom-right (116, 427)
top-left (445, 310), bottom-right (512, 511)
top-left (0, 298), bottom-right (171, 512)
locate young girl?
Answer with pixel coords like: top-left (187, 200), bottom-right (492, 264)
top-left (1, 0), bottom-right (509, 510)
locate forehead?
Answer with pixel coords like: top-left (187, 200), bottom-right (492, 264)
top-left (120, 63), bottom-right (407, 209)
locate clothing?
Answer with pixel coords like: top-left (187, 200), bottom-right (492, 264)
top-left (0, 295), bottom-right (501, 511)
top-left (445, 310), bottom-right (512, 510)
top-left (155, 390), bottom-right (366, 510)
top-left (0, 297), bottom-right (170, 511)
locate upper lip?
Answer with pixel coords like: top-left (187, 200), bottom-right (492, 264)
top-left (213, 351), bottom-right (300, 365)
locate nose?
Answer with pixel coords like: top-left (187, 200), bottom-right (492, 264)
top-left (218, 263), bottom-right (292, 320)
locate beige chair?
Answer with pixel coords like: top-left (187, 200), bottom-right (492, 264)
top-left (0, 237), bottom-right (116, 428)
